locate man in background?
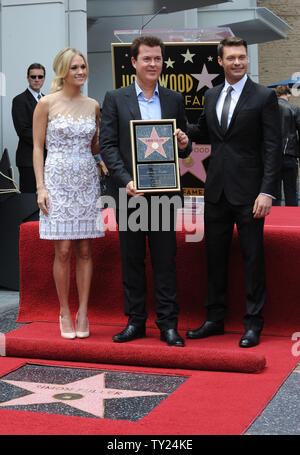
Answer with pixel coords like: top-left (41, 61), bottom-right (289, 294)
top-left (273, 84), bottom-right (300, 206)
top-left (12, 63), bottom-right (46, 192)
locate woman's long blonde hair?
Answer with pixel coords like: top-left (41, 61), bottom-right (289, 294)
top-left (50, 47), bottom-right (89, 93)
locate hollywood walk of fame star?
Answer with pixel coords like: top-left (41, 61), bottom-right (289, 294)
top-left (0, 373), bottom-right (167, 419)
top-left (138, 127), bottom-right (170, 158)
top-left (181, 49), bottom-right (195, 63)
top-left (191, 64), bottom-right (219, 92)
top-left (164, 57), bottom-right (175, 69)
top-left (179, 145), bottom-right (211, 183)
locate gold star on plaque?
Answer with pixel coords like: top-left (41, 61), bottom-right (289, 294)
top-left (165, 57), bottom-right (175, 68)
top-left (181, 49), bottom-right (196, 63)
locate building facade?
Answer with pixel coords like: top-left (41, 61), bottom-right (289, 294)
top-left (0, 0), bottom-right (297, 183)
top-left (258, 0), bottom-right (300, 107)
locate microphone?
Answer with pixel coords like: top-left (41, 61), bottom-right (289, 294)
top-left (141, 6), bottom-right (167, 31)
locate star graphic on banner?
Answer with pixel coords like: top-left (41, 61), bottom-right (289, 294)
top-left (138, 127), bottom-right (170, 158)
top-left (0, 373), bottom-right (166, 419)
top-left (165, 57), bottom-right (175, 68)
top-left (207, 56), bottom-right (214, 61)
top-left (179, 145), bottom-right (211, 183)
top-left (191, 64), bottom-right (219, 92)
top-left (181, 49), bottom-right (195, 63)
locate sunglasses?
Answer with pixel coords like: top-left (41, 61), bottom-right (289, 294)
top-left (29, 75), bottom-right (44, 79)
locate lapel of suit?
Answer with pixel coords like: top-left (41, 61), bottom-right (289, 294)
top-left (124, 83), bottom-right (141, 120)
top-left (209, 84), bottom-right (224, 136)
top-left (158, 85), bottom-right (171, 118)
top-left (25, 89), bottom-right (37, 110)
top-left (226, 77), bottom-right (253, 134)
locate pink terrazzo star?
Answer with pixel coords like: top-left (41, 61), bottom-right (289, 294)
top-left (0, 373), bottom-right (166, 418)
top-left (179, 144), bottom-right (211, 183)
top-left (138, 127), bottom-right (170, 158)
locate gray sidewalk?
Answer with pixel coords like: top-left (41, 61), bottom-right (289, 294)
top-left (0, 287), bottom-right (299, 435)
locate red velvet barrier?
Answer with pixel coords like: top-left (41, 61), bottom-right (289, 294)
top-left (17, 207), bottom-right (300, 336)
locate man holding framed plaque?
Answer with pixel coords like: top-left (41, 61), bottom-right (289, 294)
top-left (100, 35), bottom-right (191, 346)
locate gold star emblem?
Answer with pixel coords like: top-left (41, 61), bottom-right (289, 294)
top-left (165, 57), bottom-right (175, 68)
top-left (181, 49), bottom-right (196, 63)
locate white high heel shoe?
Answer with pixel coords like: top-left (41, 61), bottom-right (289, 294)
top-left (75, 313), bottom-right (90, 339)
top-left (59, 315), bottom-right (76, 340)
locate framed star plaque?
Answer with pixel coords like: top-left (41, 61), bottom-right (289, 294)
top-left (130, 119), bottom-right (181, 193)
top-left (113, 41), bottom-right (225, 196)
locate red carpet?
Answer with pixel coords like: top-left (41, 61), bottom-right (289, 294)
top-left (17, 208), bottom-right (300, 336)
top-left (6, 323), bottom-right (266, 373)
top-left (0, 334), bottom-right (297, 435)
top-left (1, 207), bottom-right (299, 434)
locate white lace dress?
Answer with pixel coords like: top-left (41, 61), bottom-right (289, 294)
top-left (39, 94), bottom-right (104, 240)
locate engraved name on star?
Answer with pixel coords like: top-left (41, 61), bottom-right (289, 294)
top-left (138, 127), bottom-right (170, 158)
top-left (191, 64), bottom-right (219, 91)
top-left (0, 373), bottom-right (166, 419)
top-left (181, 49), bottom-right (195, 63)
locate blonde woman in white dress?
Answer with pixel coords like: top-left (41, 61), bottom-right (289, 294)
top-left (33, 48), bottom-right (104, 339)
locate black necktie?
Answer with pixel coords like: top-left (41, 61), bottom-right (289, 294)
top-left (220, 86), bottom-right (233, 132)
top-left (37, 94), bottom-right (41, 100)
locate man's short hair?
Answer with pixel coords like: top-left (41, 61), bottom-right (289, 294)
top-left (27, 63), bottom-right (46, 77)
top-left (275, 84), bottom-right (291, 97)
top-left (130, 35), bottom-right (165, 60)
top-left (217, 37), bottom-right (248, 59)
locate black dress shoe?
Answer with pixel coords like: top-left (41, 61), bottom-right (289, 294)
top-left (186, 321), bottom-right (224, 339)
top-left (239, 329), bottom-right (260, 348)
top-left (160, 328), bottom-right (185, 347)
top-left (113, 324), bottom-right (146, 343)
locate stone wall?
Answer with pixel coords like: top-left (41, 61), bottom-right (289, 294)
top-left (257, 0), bottom-right (300, 106)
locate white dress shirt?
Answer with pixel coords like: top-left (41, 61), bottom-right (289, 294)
top-left (216, 74), bottom-right (248, 128)
top-left (28, 86), bottom-right (42, 102)
top-left (135, 80), bottom-right (162, 120)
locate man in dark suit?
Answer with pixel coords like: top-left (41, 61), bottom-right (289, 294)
top-left (100, 35), bottom-right (191, 346)
top-left (272, 84), bottom-right (300, 206)
top-left (12, 63), bottom-right (46, 192)
top-left (186, 37), bottom-right (282, 347)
